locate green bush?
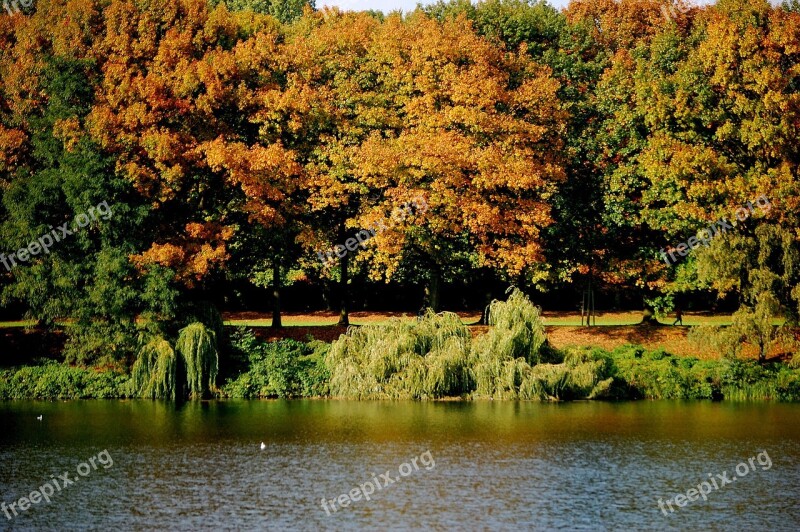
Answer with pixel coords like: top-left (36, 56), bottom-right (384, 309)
top-left (221, 332), bottom-right (330, 398)
top-left (518, 348), bottom-right (613, 401)
top-left (320, 290), bottom-right (800, 402)
top-left (62, 321), bottom-right (139, 367)
top-left (0, 361), bottom-right (127, 400)
top-left (5, 308), bottom-right (800, 402)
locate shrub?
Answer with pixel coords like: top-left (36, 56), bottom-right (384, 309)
top-left (326, 311), bottom-right (472, 399)
top-left (519, 347), bottom-right (615, 401)
top-left (63, 321), bottom-right (138, 367)
top-left (0, 362), bottom-right (127, 400)
top-left (221, 335), bottom-right (330, 398)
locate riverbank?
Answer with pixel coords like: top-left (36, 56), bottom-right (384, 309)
top-left (1, 327), bottom-right (790, 370)
top-left (3, 292), bottom-right (799, 402)
top-left (3, 342), bottom-right (800, 402)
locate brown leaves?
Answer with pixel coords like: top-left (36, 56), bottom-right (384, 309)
top-left (201, 137), bottom-right (301, 225)
top-left (131, 222), bottom-right (234, 287)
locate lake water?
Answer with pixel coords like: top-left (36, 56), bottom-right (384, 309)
top-left (1, 400), bottom-right (799, 531)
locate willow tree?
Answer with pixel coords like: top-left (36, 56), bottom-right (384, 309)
top-left (176, 322), bottom-right (219, 399)
top-left (129, 324), bottom-right (218, 400)
top-left (130, 338), bottom-right (177, 399)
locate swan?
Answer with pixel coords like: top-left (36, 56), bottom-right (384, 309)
top-left (36, 415), bottom-right (42, 421)
top-left (260, 442), bottom-right (266, 450)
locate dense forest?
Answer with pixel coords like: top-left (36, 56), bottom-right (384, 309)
top-left (1, 0), bottom-right (799, 375)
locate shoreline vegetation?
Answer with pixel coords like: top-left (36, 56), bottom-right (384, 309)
top-left (3, 291), bottom-right (799, 402)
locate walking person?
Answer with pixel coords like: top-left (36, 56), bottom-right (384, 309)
top-left (673, 306), bottom-right (683, 326)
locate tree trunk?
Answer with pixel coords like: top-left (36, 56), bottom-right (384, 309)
top-left (337, 250), bottom-right (349, 326)
top-left (640, 301), bottom-right (659, 325)
top-left (480, 292), bottom-right (492, 325)
top-left (271, 259), bottom-right (282, 329)
top-left (322, 280), bottom-right (333, 311)
top-left (426, 270), bottom-right (441, 312)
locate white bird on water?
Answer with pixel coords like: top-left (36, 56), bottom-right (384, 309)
top-left (36, 415), bottom-right (42, 421)
top-left (260, 442), bottom-right (266, 450)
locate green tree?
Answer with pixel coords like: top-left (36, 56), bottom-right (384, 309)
top-left (211, 0), bottom-right (314, 23)
top-left (0, 56), bottom-right (172, 365)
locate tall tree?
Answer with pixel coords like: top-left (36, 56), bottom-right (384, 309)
top-left (354, 12), bottom-right (567, 306)
top-left (0, 1), bottom-right (175, 364)
top-left (87, 0), bottom-right (257, 321)
top-left (277, 10), bottom-right (389, 325)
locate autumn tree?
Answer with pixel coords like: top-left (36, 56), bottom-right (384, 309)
top-left (274, 9), bottom-right (393, 325)
top-left (580, 0), bottom-right (705, 321)
top-left (603, 0), bottom-right (800, 319)
top-left (352, 12), bottom-right (567, 309)
top-left (199, 10), bottom-right (303, 328)
top-left (86, 0), bottom-right (262, 332)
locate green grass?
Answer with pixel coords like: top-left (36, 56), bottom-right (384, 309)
top-left (543, 316), bottom-right (643, 326)
top-left (0, 320), bottom-right (37, 328)
top-left (0, 315), bottom-right (785, 329)
top-left (223, 315), bottom-right (764, 328)
top-left (222, 319), bottom-right (328, 327)
top-left (223, 316), bottom-right (425, 328)
top-left (541, 315), bottom-right (786, 327)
